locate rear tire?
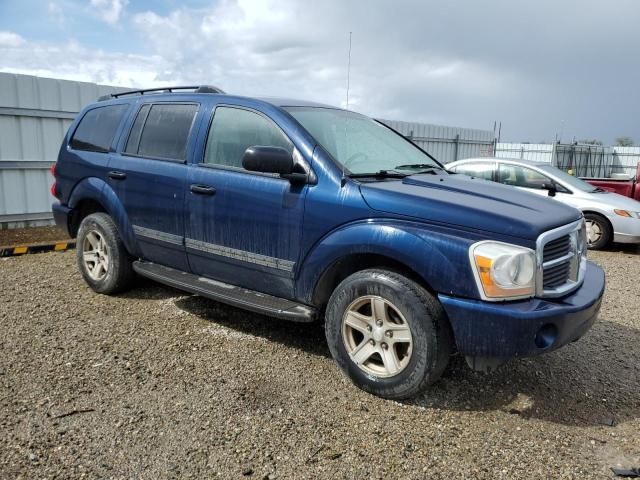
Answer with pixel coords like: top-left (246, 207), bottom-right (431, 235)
top-left (584, 213), bottom-right (611, 250)
top-left (76, 212), bottom-right (135, 294)
top-left (325, 269), bottom-right (452, 400)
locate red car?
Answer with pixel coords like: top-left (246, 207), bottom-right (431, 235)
top-left (582, 162), bottom-right (640, 202)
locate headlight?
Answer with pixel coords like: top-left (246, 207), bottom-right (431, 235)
top-left (469, 241), bottom-right (536, 300)
top-left (614, 209), bottom-right (640, 219)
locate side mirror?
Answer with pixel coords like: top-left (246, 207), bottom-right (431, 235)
top-left (242, 146), bottom-right (294, 175)
top-left (542, 183), bottom-right (557, 197)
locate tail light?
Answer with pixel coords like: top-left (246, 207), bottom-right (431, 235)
top-left (50, 163), bottom-right (59, 199)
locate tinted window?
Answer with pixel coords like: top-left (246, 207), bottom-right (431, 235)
top-left (70, 104), bottom-right (128, 153)
top-left (127, 104), bottom-right (197, 160)
top-left (124, 104), bottom-right (150, 154)
top-left (498, 164), bottom-right (552, 189)
top-left (454, 162), bottom-right (495, 180)
top-left (204, 107), bottom-right (292, 168)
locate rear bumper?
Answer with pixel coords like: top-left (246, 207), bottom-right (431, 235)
top-left (438, 261), bottom-right (605, 358)
top-left (52, 202), bottom-right (72, 237)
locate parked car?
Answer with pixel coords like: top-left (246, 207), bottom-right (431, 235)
top-left (581, 161), bottom-right (640, 202)
top-left (446, 158), bottom-right (640, 250)
top-left (51, 86), bottom-right (605, 399)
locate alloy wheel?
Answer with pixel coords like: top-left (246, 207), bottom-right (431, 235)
top-left (341, 295), bottom-right (413, 378)
top-left (82, 230), bottom-right (110, 281)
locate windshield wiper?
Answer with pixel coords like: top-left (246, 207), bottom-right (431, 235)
top-left (592, 187), bottom-right (607, 193)
top-left (394, 163), bottom-right (444, 170)
top-left (347, 169), bottom-right (409, 179)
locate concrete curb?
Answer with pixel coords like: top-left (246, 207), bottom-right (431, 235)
top-left (0, 241), bottom-right (76, 257)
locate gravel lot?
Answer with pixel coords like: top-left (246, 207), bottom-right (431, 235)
top-left (1, 248), bottom-right (638, 479)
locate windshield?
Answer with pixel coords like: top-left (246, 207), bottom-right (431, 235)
top-left (539, 165), bottom-right (598, 193)
top-left (284, 107), bottom-right (441, 174)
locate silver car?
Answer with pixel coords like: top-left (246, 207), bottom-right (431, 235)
top-left (446, 158), bottom-right (640, 249)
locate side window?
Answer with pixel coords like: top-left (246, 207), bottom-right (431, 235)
top-left (125, 103), bottom-right (198, 160)
top-left (204, 106), bottom-right (293, 169)
top-left (70, 104), bottom-right (128, 153)
top-left (454, 162), bottom-right (495, 181)
top-left (498, 164), bottom-right (551, 189)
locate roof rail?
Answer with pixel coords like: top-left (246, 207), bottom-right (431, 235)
top-left (98, 85), bottom-right (225, 101)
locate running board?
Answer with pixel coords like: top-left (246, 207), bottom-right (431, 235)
top-left (133, 261), bottom-right (316, 322)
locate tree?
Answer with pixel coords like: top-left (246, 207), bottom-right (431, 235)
top-left (615, 136), bottom-right (634, 147)
top-left (579, 139), bottom-right (603, 145)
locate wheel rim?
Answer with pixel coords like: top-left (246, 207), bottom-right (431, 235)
top-left (585, 219), bottom-right (602, 246)
top-left (82, 230), bottom-right (109, 281)
top-left (341, 295), bottom-right (413, 378)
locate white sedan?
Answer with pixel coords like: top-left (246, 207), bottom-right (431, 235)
top-left (446, 157), bottom-right (640, 249)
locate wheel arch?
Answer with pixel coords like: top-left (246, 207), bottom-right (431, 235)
top-left (296, 221), bottom-right (477, 309)
top-left (67, 177), bottom-right (140, 256)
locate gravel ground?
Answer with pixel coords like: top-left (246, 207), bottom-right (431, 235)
top-left (0, 249), bottom-right (638, 479)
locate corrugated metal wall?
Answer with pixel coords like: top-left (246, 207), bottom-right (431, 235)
top-left (379, 119), bottom-right (495, 162)
top-left (0, 73), bottom-right (123, 227)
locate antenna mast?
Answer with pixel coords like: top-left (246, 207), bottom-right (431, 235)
top-left (346, 31), bottom-right (352, 109)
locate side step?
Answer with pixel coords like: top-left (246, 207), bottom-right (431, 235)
top-left (133, 261), bottom-right (317, 323)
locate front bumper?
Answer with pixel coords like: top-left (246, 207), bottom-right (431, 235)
top-left (611, 214), bottom-right (640, 244)
top-left (52, 202), bottom-right (72, 237)
top-left (439, 261), bottom-right (605, 358)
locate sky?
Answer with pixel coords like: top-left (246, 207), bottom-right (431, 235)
top-left (1, 0), bottom-right (639, 144)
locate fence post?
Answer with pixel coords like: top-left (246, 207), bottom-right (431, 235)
top-left (453, 134), bottom-right (460, 161)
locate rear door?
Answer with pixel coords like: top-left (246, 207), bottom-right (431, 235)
top-left (185, 104), bottom-right (308, 299)
top-left (108, 102), bottom-right (201, 271)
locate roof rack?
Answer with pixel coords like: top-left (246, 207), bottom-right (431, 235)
top-left (98, 85), bottom-right (225, 101)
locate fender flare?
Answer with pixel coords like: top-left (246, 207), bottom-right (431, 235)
top-left (295, 220), bottom-right (477, 304)
top-left (68, 177), bottom-right (140, 256)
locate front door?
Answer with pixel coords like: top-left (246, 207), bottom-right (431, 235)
top-left (185, 105), bottom-right (308, 299)
top-left (108, 102), bottom-right (200, 271)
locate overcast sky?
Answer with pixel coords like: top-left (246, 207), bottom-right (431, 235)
top-left (1, 0), bottom-right (638, 143)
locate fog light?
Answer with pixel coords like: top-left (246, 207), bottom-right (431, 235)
top-left (534, 324), bottom-right (558, 349)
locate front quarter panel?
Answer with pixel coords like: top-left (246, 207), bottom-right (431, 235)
top-left (296, 220), bottom-right (482, 304)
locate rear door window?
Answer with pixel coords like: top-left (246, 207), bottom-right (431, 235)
top-left (125, 103), bottom-right (198, 161)
top-left (70, 104), bottom-right (128, 153)
top-left (453, 162), bottom-right (495, 181)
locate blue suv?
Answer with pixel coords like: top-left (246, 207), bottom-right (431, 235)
top-left (51, 86), bottom-right (605, 399)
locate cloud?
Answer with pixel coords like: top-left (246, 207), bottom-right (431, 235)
top-left (89, 0), bottom-right (128, 25)
top-left (0, 34), bottom-right (162, 87)
top-left (0, 32), bottom-right (26, 47)
top-left (1, 0), bottom-right (639, 143)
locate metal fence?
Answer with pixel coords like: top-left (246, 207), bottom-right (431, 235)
top-left (0, 73), bottom-right (123, 228)
top-left (0, 73), bottom-right (497, 229)
top-left (380, 119), bottom-right (495, 163)
top-left (495, 142), bottom-right (640, 178)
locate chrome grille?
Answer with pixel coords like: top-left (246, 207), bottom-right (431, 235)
top-left (543, 235), bottom-right (571, 262)
top-left (536, 220), bottom-right (587, 298)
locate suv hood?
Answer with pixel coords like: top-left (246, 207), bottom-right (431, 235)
top-left (359, 173), bottom-right (582, 240)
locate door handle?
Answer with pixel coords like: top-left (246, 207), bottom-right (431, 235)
top-left (108, 171), bottom-right (127, 180)
top-left (190, 184), bottom-right (216, 196)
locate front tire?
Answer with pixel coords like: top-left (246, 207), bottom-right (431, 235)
top-left (76, 212), bottom-right (135, 294)
top-left (325, 269), bottom-right (451, 399)
top-left (584, 213), bottom-right (611, 250)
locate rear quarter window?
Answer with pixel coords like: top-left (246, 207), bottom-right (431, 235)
top-left (70, 104), bottom-right (128, 153)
